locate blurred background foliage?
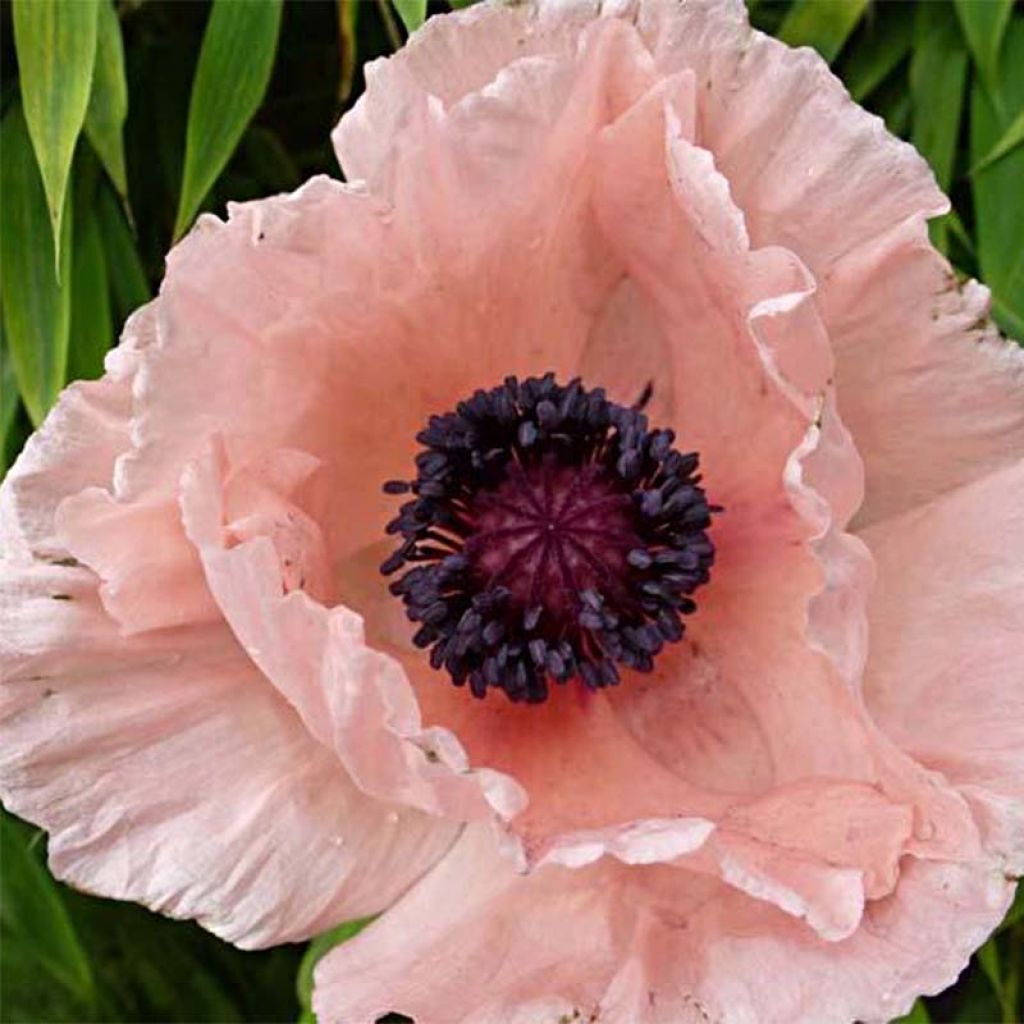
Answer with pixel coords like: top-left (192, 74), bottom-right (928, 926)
top-left (0, 0), bottom-right (1021, 1021)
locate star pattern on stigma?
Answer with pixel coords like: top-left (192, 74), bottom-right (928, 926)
top-left (381, 374), bottom-right (718, 703)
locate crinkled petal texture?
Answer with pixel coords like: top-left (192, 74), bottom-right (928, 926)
top-left (2, 0), bottom-right (1023, 1019)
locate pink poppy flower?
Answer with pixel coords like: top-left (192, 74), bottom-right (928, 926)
top-left (2, 0), bottom-right (1023, 1020)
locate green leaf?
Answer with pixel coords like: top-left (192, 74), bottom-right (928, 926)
top-left (95, 183), bottom-right (151, 325)
top-left (971, 106), bottom-right (1024, 175)
top-left (0, 323), bottom-right (20, 466)
top-left (0, 813), bottom-right (95, 1010)
top-left (68, 202), bottom-right (113, 383)
top-left (991, 295), bottom-right (1024, 343)
top-left (84, 0), bottom-right (129, 200)
top-left (977, 935), bottom-right (1020, 1024)
top-left (778, 0), bottom-right (869, 64)
top-left (296, 918), bottom-right (374, 1016)
top-left (978, 937), bottom-right (1003, 996)
top-left (946, 205), bottom-right (976, 259)
top-left (12, 0), bottom-right (98, 273)
top-left (910, 2), bottom-right (969, 253)
top-left (392, 0), bottom-right (427, 35)
top-left (954, 0), bottom-right (1013, 96)
top-left (336, 0), bottom-right (361, 105)
top-left (173, 0), bottom-right (284, 241)
top-left (971, 15), bottom-right (1024, 341)
top-left (842, 2), bottom-right (914, 102)
top-left (998, 881), bottom-right (1024, 932)
top-left (892, 999), bottom-right (931, 1023)
top-left (1, 103), bottom-right (73, 426)
top-left (875, 80), bottom-right (913, 138)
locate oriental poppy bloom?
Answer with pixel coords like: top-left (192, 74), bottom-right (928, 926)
top-left (2, 1), bottom-right (1022, 1022)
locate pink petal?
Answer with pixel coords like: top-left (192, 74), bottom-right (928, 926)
top-left (314, 823), bottom-right (1013, 1024)
top-left (0, 350), bottom-right (458, 949)
top-left (827, 237), bottom-right (1024, 526)
top-left (313, 825), bottom-right (623, 1024)
top-left (179, 440), bottom-right (525, 823)
top-left (639, 0), bottom-right (1024, 525)
top-left (607, 859), bottom-right (1012, 1024)
top-left (56, 488), bottom-right (219, 633)
top-left (861, 460), bottom-right (1024, 871)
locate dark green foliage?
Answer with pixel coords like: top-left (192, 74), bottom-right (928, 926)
top-left (0, 2), bottom-right (1021, 1022)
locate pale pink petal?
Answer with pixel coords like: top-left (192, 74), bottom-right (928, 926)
top-left (332, 0), bottom-right (589, 189)
top-left (0, 352), bottom-right (458, 948)
top-left (179, 441), bottom-right (525, 823)
top-left (635, 0), bottom-right (1024, 523)
top-left (861, 461), bottom-right (1024, 871)
top-left (315, 824), bottom-right (1013, 1024)
top-left (313, 825), bottom-right (622, 1024)
top-left (0, 584), bottom-right (456, 948)
top-left (586, 61), bottom-right (929, 845)
top-left (827, 238), bottom-right (1024, 526)
top-left (113, 22), bottom-right (668, 563)
top-left (604, 858), bottom-right (1013, 1024)
top-left (56, 488), bottom-right (219, 633)
top-left (0, 304), bottom-right (147, 561)
top-left (332, 0), bottom-right (1024, 525)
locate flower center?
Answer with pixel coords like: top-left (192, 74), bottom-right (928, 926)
top-left (381, 374), bottom-right (717, 703)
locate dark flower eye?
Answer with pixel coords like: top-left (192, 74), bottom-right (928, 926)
top-left (382, 374), bottom-right (717, 702)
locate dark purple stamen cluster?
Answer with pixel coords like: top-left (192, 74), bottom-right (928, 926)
top-left (381, 374), bottom-right (717, 704)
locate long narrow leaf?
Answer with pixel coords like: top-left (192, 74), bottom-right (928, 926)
top-left (842, 2), bottom-right (915, 102)
top-left (971, 16), bottom-right (1024, 340)
top-left (84, 0), bottom-right (129, 200)
top-left (393, 0), bottom-right (427, 35)
top-left (336, 0), bottom-right (361, 104)
top-left (892, 999), bottom-right (931, 1023)
top-left (69, 202), bottom-right (113, 383)
top-left (173, 0), bottom-right (283, 241)
top-left (954, 0), bottom-right (1013, 96)
top-left (12, 0), bottom-right (98, 272)
top-left (95, 184), bottom-right (151, 325)
top-left (0, 324), bottom-right (20, 469)
top-left (0, 814), bottom-right (95, 1009)
top-left (778, 0), bottom-right (869, 64)
top-left (910, 2), bottom-right (968, 254)
top-left (911, 2), bottom-right (969, 191)
top-left (971, 107), bottom-right (1024, 175)
top-left (0, 104), bottom-right (72, 425)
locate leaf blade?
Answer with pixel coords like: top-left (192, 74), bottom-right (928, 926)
top-left (95, 183), bottom-right (151, 325)
top-left (970, 106), bottom-right (1024, 175)
top-left (83, 0), bottom-right (129, 200)
top-left (909, 1), bottom-right (969, 254)
top-left (971, 15), bottom-right (1024, 341)
top-left (336, 0), bottom-right (361, 105)
top-left (12, 0), bottom-right (98, 272)
top-left (778, 0), bottom-right (869, 64)
top-left (173, 0), bottom-right (284, 241)
top-left (295, 918), bottom-right (374, 1016)
top-left (0, 323), bottom-right (21, 470)
top-left (1, 103), bottom-right (73, 425)
top-left (0, 813), bottom-right (95, 1009)
top-left (892, 999), bottom-right (931, 1023)
top-left (842, 1), bottom-right (914, 102)
top-left (393, 0), bottom-right (427, 35)
top-left (954, 0), bottom-right (1013, 95)
top-left (68, 201), bottom-right (113, 383)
